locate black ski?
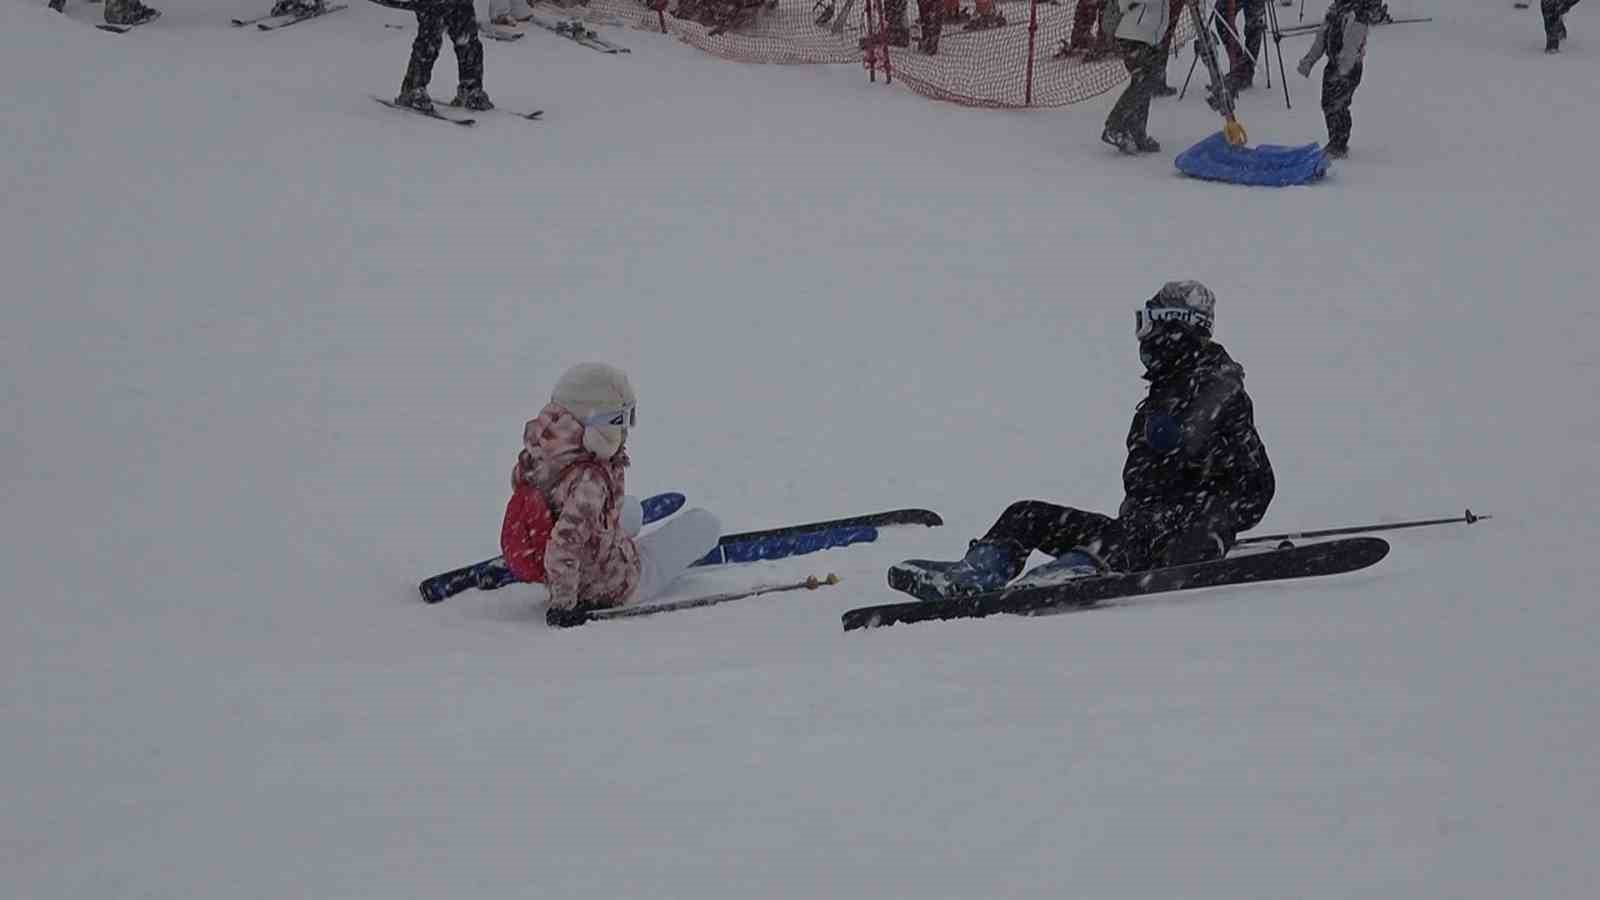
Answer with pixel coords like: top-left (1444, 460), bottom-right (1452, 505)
top-left (523, 13), bottom-right (631, 53)
top-left (722, 508), bottom-right (943, 543)
top-left (373, 95), bottom-right (477, 126)
top-left (842, 537), bottom-right (1390, 631)
top-left (258, 3), bottom-right (348, 30)
top-left (428, 97), bottom-right (544, 120)
top-left (231, 11), bottom-right (281, 26)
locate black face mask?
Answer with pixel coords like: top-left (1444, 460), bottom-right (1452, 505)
top-left (1139, 329), bottom-right (1205, 373)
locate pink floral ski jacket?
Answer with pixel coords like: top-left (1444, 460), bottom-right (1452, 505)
top-left (511, 403), bottom-right (641, 609)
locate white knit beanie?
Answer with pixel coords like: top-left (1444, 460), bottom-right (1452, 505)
top-left (551, 362), bottom-right (636, 459)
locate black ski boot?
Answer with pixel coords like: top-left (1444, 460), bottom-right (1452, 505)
top-left (270, 0), bottom-right (322, 15)
top-left (105, 0), bottom-right (160, 26)
top-left (451, 86), bottom-right (495, 111)
top-left (394, 85), bottom-right (435, 113)
top-left (1102, 127), bottom-right (1139, 155)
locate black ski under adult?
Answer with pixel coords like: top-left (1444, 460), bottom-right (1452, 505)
top-left (842, 537), bottom-right (1390, 631)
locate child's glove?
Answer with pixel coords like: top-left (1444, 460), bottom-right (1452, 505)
top-left (1297, 58), bottom-right (1314, 77)
top-left (621, 494), bottom-right (643, 537)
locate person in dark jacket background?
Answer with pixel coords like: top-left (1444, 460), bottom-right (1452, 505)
top-left (392, 0), bottom-right (493, 113)
top-left (1542, 0), bottom-right (1583, 53)
top-left (888, 281), bottom-right (1276, 602)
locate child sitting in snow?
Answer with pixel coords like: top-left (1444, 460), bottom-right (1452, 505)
top-left (502, 363), bottom-right (721, 620)
top-left (1297, 0), bottom-right (1385, 159)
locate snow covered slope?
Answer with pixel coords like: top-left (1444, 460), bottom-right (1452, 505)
top-left (3, 2), bottom-right (1597, 897)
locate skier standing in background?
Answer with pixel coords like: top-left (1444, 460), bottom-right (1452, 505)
top-left (1297, 0), bottom-right (1382, 158)
top-left (1102, 0), bottom-right (1172, 153)
top-left (1543, 0), bottom-right (1583, 52)
top-left (888, 282), bottom-right (1275, 603)
top-left (393, 0), bottom-right (494, 112)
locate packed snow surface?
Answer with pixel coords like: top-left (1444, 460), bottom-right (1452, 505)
top-left (4, 1), bottom-right (1597, 897)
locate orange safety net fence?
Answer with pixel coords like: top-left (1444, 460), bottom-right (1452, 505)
top-left (542, 0), bottom-right (1197, 108)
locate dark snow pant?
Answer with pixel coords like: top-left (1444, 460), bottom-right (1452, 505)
top-left (875, 0), bottom-right (914, 44)
top-left (1544, 0), bottom-right (1582, 42)
top-left (1321, 62), bottom-right (1362, 151)
top-left (980, 499), bottom-right (1235, 574)
top-left (1214, 0), bottom-right (1266, 90)
top-left (1106, 40), bottom-right (1167, 140)
top-left (402, 1), bottom-right (484, 95)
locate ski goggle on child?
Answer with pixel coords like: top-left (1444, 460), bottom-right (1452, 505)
top-left (1135, 306), bottom-right (1213, 340)
top-left (581, 404), bottom-right (637, 429)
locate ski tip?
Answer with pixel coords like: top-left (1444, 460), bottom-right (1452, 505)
top-left (523, 110), bottom-right (544, 120)
top-left (640, 491), bottom-right (686, 524)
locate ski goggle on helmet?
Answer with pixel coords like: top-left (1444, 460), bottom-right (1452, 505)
top-left (1135, 280), bottom-right (1217, 340)
top-left (580, 404), bottom-right (637, 429)
top-left (1135, 305), bottom-right (1214, 340)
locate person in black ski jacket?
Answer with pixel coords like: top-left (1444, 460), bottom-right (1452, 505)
top-left (888, 281), bottom-right (1275, 603)
top-left (383, 0), bottom-right (493, 113)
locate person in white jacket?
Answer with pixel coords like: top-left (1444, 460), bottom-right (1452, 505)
top-left (1102, 0), bottom-right (1171, 154)
top-left (1297, 0), bottom-right (1381, 158)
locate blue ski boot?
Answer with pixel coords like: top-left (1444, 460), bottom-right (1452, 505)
top-left (887, 539), bottom-right (1026, 602)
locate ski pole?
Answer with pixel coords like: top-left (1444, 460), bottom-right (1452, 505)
top-left (548, 574), bottom-right (840, 627)
top-left (1265, 0), bottom-right (1292, 109)
top-left (1179, 41), bottom-right (1202, 99)
top-left (1237, 509), bottom-right (1491, 547)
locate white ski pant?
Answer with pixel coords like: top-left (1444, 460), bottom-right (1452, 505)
top-left (633, 509), bottom-right (722, 605)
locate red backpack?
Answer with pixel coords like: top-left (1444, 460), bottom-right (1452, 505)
top-left (499, 461), bottom-right (611, 583)
top-left (500, 482), bottom-right (556, 583)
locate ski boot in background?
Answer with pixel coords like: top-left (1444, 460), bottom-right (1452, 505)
top-left (451, 85), bottom-right (495, 111)
top-left (104, 0), bottom-right (161, 26)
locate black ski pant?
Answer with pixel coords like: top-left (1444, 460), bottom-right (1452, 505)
top-left (1214, 0), bottom-right (1266, 88)
top-left (1321, 62), bottom-right (1362, 151)
top-left (1106, 40), bottom-right (1168, 140)
top-left (1544, 0), bottom-right (1582, 41)
top-left (402, 0), bottom-right (484, 95)
top-left (980, 499), bottom-right (1233, 573)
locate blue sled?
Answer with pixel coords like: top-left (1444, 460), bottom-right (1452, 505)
top-left (1175, 132), bottom-right (1330, 187)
